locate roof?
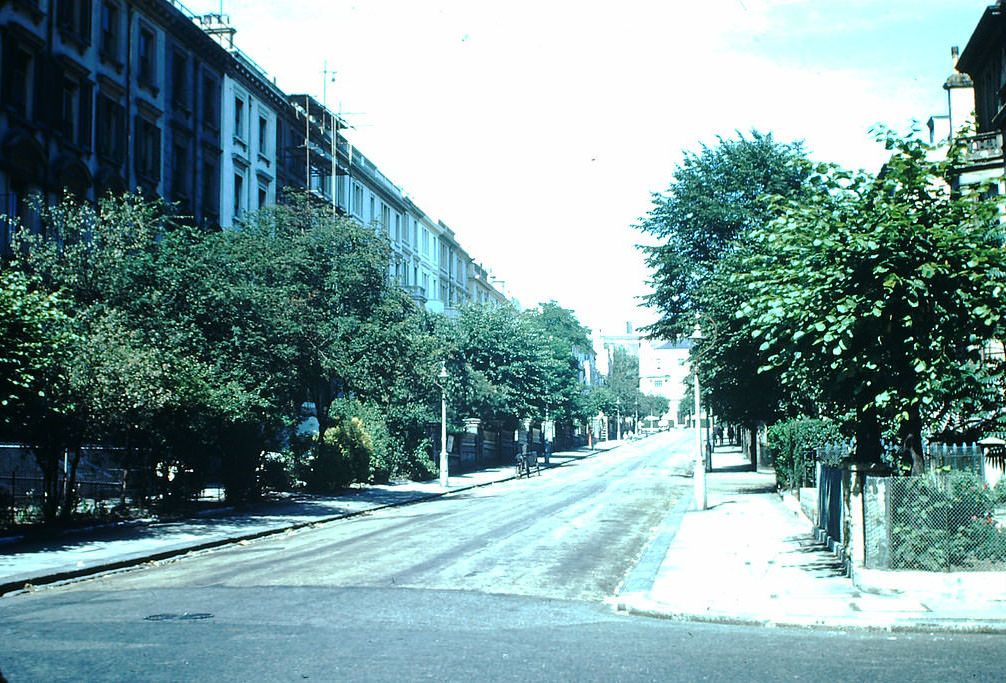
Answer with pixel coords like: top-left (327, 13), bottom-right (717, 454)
top-left (944, 72), bottom-right (975, 89)
top-left (958, 4), bottom-right (1006, 76)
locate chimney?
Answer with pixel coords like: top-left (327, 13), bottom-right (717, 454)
top-left (626, 321), bottom-right (634, 335)
top-left (951, 45), bottom-right (959, 69)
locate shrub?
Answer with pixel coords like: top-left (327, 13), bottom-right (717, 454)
top-left (767, 417), bottom-right (843, 490)
top-left (298, 400), bottom-right (376, 492)
top-left (889, 471), bottom-right (1006, 570)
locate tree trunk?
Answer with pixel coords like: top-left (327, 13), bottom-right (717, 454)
top-left (60, 446), bottom-right (82, 521)
top-left (901, 405), bottom-right (925, 475)
top-left (33, 444), bottom-right (61, 524)
top-left (853, 404), bottom-right (882, 465)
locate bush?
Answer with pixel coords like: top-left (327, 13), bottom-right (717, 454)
top-left (889, 471), bottom-right (1006, 570)
top-left (258, 451), bottom-right (294, 491)
top-left (298, 400), bottom-right (376, 492)
top-left (767, 417), bottom-right (843, 490)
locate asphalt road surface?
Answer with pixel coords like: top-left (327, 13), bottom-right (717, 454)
top-left (2, 432), bottom-right (1004, 681)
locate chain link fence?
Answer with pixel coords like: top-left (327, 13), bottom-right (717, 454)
top-left (864, 472), bottom-right (1006, 571)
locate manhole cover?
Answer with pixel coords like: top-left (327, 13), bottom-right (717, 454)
top-left (144, 612), bottom-right (214, 621)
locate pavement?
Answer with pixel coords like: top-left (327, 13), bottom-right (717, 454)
top-left (615, 444), bottom-right (1006, 634)
top-left (0, 447), bottom-right (610, 597)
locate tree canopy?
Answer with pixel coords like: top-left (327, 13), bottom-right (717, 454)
top-left (635, 131), bottom-right (816, 437)
top-left (735, 132), bottom-right (1006, 467)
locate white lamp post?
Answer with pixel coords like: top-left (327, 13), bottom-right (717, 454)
top-left (691, 322), bottom-right (707, 511)
top-left (616, 398), bottom-right (622, 441)
top-left (439, 361), bottom-right (449, 488)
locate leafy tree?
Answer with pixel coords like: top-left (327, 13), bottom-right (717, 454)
top-left (525, 301), bottom-right (594, 431)
top-left (638, 130), bottom-right (814, 339)
top-left (636, 132), bottom-right (817, 461)
top-left (638, 393), bottom-right (670, 421)
top-left (736, 131), bottom-right (1006, 469)
top-left (445, 304), bottom-right (553, 430)
top-left (605, 346), bottom-right (640, 413)
top-left (0, 271), bottom-right (71, 422)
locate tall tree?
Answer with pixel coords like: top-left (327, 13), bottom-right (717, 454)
top-left (526, 301), bottom-right (594, 429)
top-left (636, 131), bottom-right (816, 459)
top-left (638, 130), bottom-right (814, 339)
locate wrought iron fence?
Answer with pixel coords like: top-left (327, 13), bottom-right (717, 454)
top-left (0, 470), bottom-right (134, 527)
top-left (863, 472), bottom-right (1006, 571)
top-left (926, 442), bottom-right (986, 476)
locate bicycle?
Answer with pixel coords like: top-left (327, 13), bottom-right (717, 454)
top-left (514, 449), bottom-right (540, 478)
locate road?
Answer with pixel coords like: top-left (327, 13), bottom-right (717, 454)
top-left (2, 432), bottom-right (1004, 681)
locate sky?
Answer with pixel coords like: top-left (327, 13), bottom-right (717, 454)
top-left (181, 0), bottom-right (993, 338)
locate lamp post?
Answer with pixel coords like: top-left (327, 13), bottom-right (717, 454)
top-left (691, 322), bottom-right (707, 511)
top-left (616, 398), bottom-right (622, 441)
top-left (439, 361), bottom-right (449, 488)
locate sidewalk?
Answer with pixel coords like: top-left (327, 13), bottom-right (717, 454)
top-left (615, 445), bottom-right (1006, 633)
top-left (0, 448), bottom-right (597, 596)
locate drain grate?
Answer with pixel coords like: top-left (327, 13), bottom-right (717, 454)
top-left (144, 612), bottom-right (214, 621)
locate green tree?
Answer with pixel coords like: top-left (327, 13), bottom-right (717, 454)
top-left (605, 346), bottom-right (639, 413)
top-left (525, 301), bottom-right (594, 434)
top-left (638, 130), bottom-right (814, 339)
top-left (736, 131), bottom-right (1006, 468)
top-left (445, 304), bottom-right (553, 430)
top-left (636, 132), bottom-right (817, 460)
top-left (0, 271), bottom-right (71, 421)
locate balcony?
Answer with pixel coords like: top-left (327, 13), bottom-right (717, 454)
top-left (950, 131), bottom-right (1003, 191)
top-left (404, 284), bottom-right (426, 305)
top-left (963, 131), bottom-right (1003, 162)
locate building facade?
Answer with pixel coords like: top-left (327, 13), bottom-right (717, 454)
top-left (0, 0), bottom-right (228, 252)
top-left (0, 1), bottom-right (510, 316)
top-left (955, 6), bottom-right (1006, 194)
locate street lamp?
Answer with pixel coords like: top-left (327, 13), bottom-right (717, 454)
top-left (616, 398), bottom-right (622, 441)
top-left (691, 321), bottom-right (707, 511)
top-left (439, 361), bottom-right (449, 488)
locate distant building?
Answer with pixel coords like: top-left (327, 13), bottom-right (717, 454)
top-left (597, 322), bottom-right (691, 424)
top-left (638, 338), bottom-right (692, 425)
top-left (0, 0), bottom-right (228, 251)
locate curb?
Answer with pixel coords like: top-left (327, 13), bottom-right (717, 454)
top-left (0, 449), bottom-right (602, 597)
top-left (612, 596), bottom-right (1006, 635)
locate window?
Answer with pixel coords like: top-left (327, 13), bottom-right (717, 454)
top-left (369, 197), bottom-right (375, 223)
top-left (233, 96), bottom-right (245, 140)
top-left (3, 42), bottom-right (34, 118)
top-left (258, 185), bottom-right (267, 209)
top-left (394, 213), bottom-right (400, 242)
top-left (381, 204), bottom-right (391, 234)
top-left (137, 27), bottom-right (156, 88)
top-left (171, 141), bottom-right (189, 201)
top-left (134, 116), bottom-right (161, 181)
top-left (352, 184), bottom-right (363, 216)
top-left (100, 2), bottom-right (120, 62)
top-left (201, 73), bottom-right (218, 128)
top-left (60, 77), bottom-right (78, 141)
top-left (257, 115), bottom-right (268, 156)
top-left (201, 157), bottom-right (218, 220)
top-left (233, 172), bottom-right (244, 219)
top-left (96, 93), bottom-right (125, 162)
top-left (170, 49), bottom-right (189, 110)
top-left (57, 0), bottom-right (92, 47)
